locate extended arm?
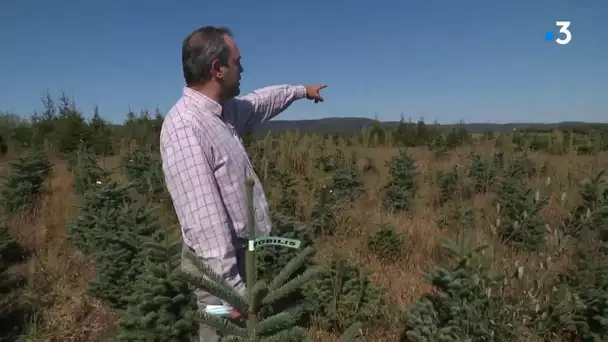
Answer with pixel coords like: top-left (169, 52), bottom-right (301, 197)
top-left (225, 84), bottom-right (307, 134)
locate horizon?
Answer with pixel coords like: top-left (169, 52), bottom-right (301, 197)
top-left (1, 0), bottom-right (605, 125)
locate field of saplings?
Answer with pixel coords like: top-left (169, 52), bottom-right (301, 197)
top-left (1, 100), bottom-right (608, 341)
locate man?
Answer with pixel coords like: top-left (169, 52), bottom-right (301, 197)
top-left (159, 25), bottom-right (326, 341)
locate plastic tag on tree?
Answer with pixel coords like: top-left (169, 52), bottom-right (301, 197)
top-left (204, 304), bottom-right (232, 316)
top-left (248, 236), bottom-right (301, 251)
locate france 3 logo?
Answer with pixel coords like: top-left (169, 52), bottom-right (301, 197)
top-left (545, 21), bottom-right (572, 45)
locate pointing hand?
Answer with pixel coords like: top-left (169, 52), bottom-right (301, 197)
top-left (304, 84), bottom-right (327, 103)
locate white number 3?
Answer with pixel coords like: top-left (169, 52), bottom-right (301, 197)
top-left (555, 21), bottom-right (572, 45)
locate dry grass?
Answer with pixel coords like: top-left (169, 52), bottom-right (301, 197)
top-left (3, 142), bottom-right (607, 341)
top-left (3, 160), bottom-right (117, 342)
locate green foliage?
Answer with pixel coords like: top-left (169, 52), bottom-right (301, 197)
top-left (391, 118), bottom-right (445, 148)
top-left (0, 218), bottom-right (32, 342)
top-left (444, 125), bottom-right (471, 149)
top-left (256, 162), bottom-right (315, 283)
top-left (68, 179), bottom-right (161, 308)
top-left (3, 93), bottom-right (608, 157)
top-left (435, 166), bottom-right (472, 206)
top-left (0, 150), bottom-right (52, 213)
top-left (53, 94), bottom-right (92, 155)
top-left (403, 237), bottom-right (517, 341)
top-left (271, 168), bottom-right (299, 218)
top-left (122, 109), bottom-right (163, 150)
top-left (369, 122), bottom-right (385, 146)
top-left (330, 167), bottom-right (365, 204)
top-left (177, 179), bottom-right (343, 341)
top-left (86, 203), bottom-right (162, 308)
top-left (0, 135), bottom-right (7, 158)
top-left (527, 238), bottom-right (608, 341)
top-left (313, 148), bottom-right (334, 173)
top-left (508, 154), bottom-right (538, 180)
top-left (366, 223), bottom-right (403, 263)
top-left (529, 171), bottom-right (608, 341)
top-left (491, 175), bottom-right (548, 252)
top-left (250, 150), bottom-right (327, 330)
top-left (69, 144), bottom-right (112, 196)
top-left (492, 151), bottom-right (505, 170)
top-left (182, 245), bottom-right (325, 341)
top-left (116, 235), bottom-right (199, 342)
top-left (256, 214), bottom-right (315, 286)
top-left (5, 90), bottom-right (608, 342)
top-left (0, 219), bottom-right (25, 284)
top-left (248, 140), bottom-right (379, 339)
top-left (308, 185), bottom-right (336, 237)
top-left (523, 281), bottom-right (580, 339)
top-left (88, 105), bottom-right (114, 156)
top-left (468, 152), bottom-right (498, 194)
top-left (562, 243), bottom-right (608, 341)
top-left (67, 181), bottom-right (132, 254)
top-left (302, 259), bottom-right (387, 333)
top-left (436, 202), bottom-right (475, 231)
top-left (382, 149), bottom-right (417, 213)
top-left (562, 170), bottom-right (608, 240)
top-left (559, 174), bottom-right (608, 341)
top-left (121, 148), bottom-right (167, 199)
top-left (428, 134), bottom-right (448, 158)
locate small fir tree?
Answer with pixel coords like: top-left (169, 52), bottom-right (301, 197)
top-left (116, 234), bottom-right (199, 341)
top-left (177, 178), bottom-right (363, 341)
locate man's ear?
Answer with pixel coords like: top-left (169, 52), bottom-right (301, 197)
top-left (211, 59), bottom-right (223, 80)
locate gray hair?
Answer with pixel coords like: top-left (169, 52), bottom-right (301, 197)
top-left (181, 26), bottom-right (233, 86)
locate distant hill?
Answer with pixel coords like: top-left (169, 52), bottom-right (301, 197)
top-left (253, 118), bottom-right (604, 135)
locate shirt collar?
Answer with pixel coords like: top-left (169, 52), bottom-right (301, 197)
top-left (183, 86), bottom-right (223, 118)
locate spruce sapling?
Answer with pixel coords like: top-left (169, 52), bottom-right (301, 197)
top-left (178, 178), bottom-right (325, 341)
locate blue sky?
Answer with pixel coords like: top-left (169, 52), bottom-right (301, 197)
top-left (0, 0), bottom-right (605, 124)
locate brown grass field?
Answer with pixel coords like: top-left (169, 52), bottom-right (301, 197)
top-left (2, 138), bottom-right (607, 341)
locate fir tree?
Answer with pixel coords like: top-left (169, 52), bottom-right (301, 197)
top-left (403, 236), bottom-right (517, 341)
top-left (468, 152), bottom-right (496, 194)
top-left (177, 178), bottom-right (363, 341)
top-left (302, 259), bottom-right (387, 333)
top-left (331, 167), bottom-right (365, 204)
top-left (491, 171), bottom-right (547, 252)
top-left (69, 142), bottom-right (112, 196)
top-left (0, 150), bottom-right (52, 213)
top-left (121, 148), bottom-right (167, 199)
top-left (308, 185), bottom-right (335, 237)
top-left (87, 203), bottom-right (162, 308)
top-left (116, 234), bottom-right (199, 342)
top-left (382, 148), bottom-right (417, 213)
top-left (0, 218), bottom-right (30, 341)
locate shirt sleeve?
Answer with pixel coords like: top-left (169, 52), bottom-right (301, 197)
top-left (160, 124), bottom-right (233, 262)
top-left (224, 84), bottom-right (307, 135)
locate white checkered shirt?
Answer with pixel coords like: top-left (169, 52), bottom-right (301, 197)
top-left (160, 85), bottom-right (307, 279)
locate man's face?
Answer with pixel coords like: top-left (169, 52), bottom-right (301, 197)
top-left (219, 35), bottom-right (243, 99)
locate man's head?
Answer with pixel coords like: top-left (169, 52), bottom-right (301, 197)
top-left (182, 26), bottom-right (243, 101)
